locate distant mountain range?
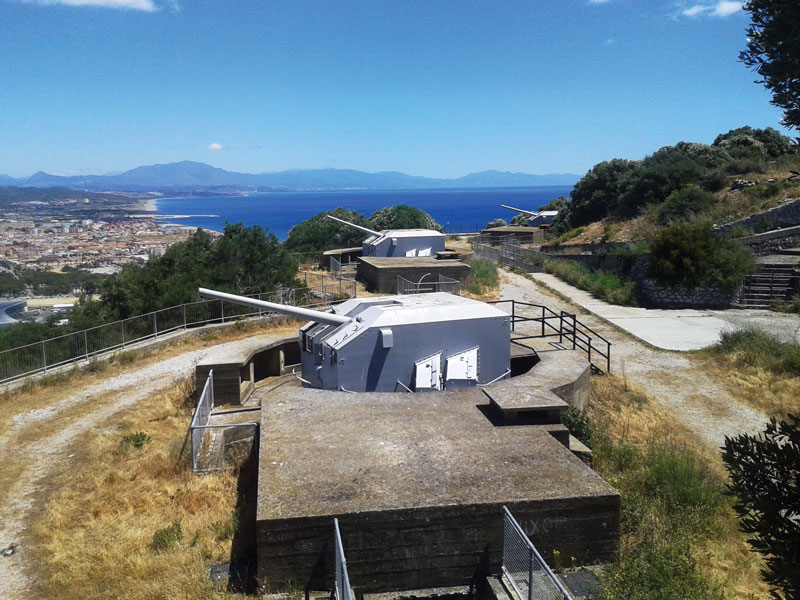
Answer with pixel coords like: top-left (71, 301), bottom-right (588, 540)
top-left (0, 161), bottom-right (579, 192)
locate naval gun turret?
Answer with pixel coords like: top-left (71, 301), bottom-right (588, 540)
top-left (327, 214), bottom-right (446, 258)
top-left (501, 204), bottom-right (559, 227)
top-left (198, 288), bottom-right (510, 393)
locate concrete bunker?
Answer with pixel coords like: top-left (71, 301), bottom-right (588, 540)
top-left (191, 289), bottom-right (619, 597)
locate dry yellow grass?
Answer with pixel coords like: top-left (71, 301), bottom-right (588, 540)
top-left (590, 375), bottom-right (769, 599)
top-left (694, 353), bottom-right (800, 421)
top-left (30, 378), bottom-right (248, 600)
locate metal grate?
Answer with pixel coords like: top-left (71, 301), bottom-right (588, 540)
top-left (502, 506), bottom-right (573, 600)
top-left (334, 518), bottom-right (353, 600)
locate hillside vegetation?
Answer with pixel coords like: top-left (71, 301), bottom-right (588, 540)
top-left (549, 126), bottom-right (799, 244)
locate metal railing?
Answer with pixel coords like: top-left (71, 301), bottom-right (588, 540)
top-left (190, 369), bottom-right (215, 472)
top-left (188, 369), bottom-right (258, 473)
top-left (0, 281), bottom-right (357, 385)
top-left (502, 506), bottom-right (573, 600)
top-left (489, 300), bottom-right (611, 373)
top-left (396, 274), bottom-right (461, 295)
top-left (334, 518), bottom-right (353, 600)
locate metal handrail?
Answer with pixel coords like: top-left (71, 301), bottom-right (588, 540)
top-left (489, 300), bottom-right (611, 373)
top-left (502, 506), bottom-right (573, 600)
top-left (334, 518), bottom-right (353, 600)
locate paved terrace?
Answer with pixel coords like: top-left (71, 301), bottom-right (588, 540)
top-left (531, 273), bottom-right (800, 350)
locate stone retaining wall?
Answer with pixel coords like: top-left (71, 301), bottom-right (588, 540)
top-left (716, 197), bottom-right (800, 236)
top-left (736, 225), bottom-right (800, 255)
top-left (637, 279), bottom-right (740, 309)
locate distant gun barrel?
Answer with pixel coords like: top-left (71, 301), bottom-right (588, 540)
top-left (500, 204), bottom-right (539, 217)
top-left (197, 287), bottom-right (352, 326)
top-left (326, 215), bottom-right (382, 237)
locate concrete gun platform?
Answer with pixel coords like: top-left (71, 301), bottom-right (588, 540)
top-left (255, 350), bottom-right (618, 594)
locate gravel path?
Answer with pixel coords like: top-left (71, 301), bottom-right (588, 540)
top-left (500, 270), bottom-right (771, 449)
top-left (0, 333), bottom-right (285, 600)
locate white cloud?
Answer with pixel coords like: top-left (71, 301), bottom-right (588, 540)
top-left (17, 0), bottom-right (177, 10)
top-left (681, 1), bottom-right (742, 18)
top-left (208, 142), bottom-right (223, 151)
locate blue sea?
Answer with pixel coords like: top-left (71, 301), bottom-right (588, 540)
top-left (155, 186), bottom-right (572, 240)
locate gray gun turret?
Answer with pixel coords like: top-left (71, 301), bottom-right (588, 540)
top-left (198, 288), bottom-right (510, 393)
top-left (326, 214), bottom-right (445, 258)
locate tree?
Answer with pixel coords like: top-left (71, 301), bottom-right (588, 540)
top-left (284, 208), bottom-right (370, 255)
top-left (740, 0), bottom-right (800, 130)
top-left (714, 126), bottom-right (792, 158)
top-left (485, 218), bottom-right (507, 229)
top-left (722, 414), bottom-right (800, 599)
top-left (649, 220), bottom-right (755, 290)
top-left (368, 204), bottom-right (440, 230)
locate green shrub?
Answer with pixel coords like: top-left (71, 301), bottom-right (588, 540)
top-left (463, 258), bottom-right (499, 295)
top-left (549, 227), bottom-right (585, 246)
top-left (545, 260), bottom-right (638, 306)
top-left (743, 181), bottom-right (781, 200)
top-left (714, 327), bottom-right (800, 376)
top-left (601, 541), bottom-right (723, 600)
top-left (485, 218), bottom-right (507, 229)
top-left (656, 186), bottom-right (714, 224)
top-left (117, 350), bottom-right (136, 364)
top-left (649, 221), bottom-right (755, 290)
top-left (728, 224), bottom-right (754, 239)
top-left (699, 169), bottom-right (728, 192)
top-left (561, 407), bottom-right (594, 447)
top-left (119, 431), bottom-right (151, 452)
top-left (151, 521), bottom-right (183, 551)
top-left (640, 446), bottom-right (722, 520)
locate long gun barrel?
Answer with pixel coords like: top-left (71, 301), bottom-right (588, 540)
top-left (198, 287), bottom-right (353, 326)
top-left (500, 204), bottom-right (540, 217)
top-left (326, 214), bottom-right (382, 237)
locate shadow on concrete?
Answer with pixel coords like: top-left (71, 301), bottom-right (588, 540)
top-left (227, 441), bottom-right (260, 594)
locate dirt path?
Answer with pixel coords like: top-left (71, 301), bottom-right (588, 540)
top-left (500, 270), bottom-right (771, 449)
top-left (0, 334), bottom-right (282, 600)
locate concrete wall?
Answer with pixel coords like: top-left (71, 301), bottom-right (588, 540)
top-left (257, 497), bottom-right (620, 594)
top-left (638, 279), bottom-right (741, 309)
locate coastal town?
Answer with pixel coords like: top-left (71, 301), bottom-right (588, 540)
top-left (0, 215), bottom-right (194, 274)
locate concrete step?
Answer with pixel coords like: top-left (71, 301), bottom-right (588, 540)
top-left (778, 247), bottom-right (800, 256)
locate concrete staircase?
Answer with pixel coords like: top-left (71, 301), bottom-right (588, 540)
top-left (736, 262), bottom-right (798, 309)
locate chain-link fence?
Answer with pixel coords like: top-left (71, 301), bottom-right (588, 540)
top-left (0, 281), bottom-right (357, 385)
top-left (334, 518), bottom-right (353, 600)
top-left (502, 506), bottom-right (573, 600)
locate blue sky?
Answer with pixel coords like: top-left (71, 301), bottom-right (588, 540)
top-left (0, 0), bottom-right (789, 178)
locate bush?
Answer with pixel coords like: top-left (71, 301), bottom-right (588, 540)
top-left (485, 218), bottom-right (507, 229)
top-left (722, 414), bottom-right (800, 599)
top-left (151, 520), bottom-right (183, 551)
top-left (463, 259), bottom-right (499, 295)
top-left (649, 221), bottom-right (755, 290)
top-left (656, 186), bottom-right (714, 224)
top-left (561, 407), bottom-right (594, 447)
top-left (714, 327), bottom-right (800, 376)
top-left (545, 260), bottom-right (638, 306)
top-left (120, 431), bottom-right (151, 452)
top-left (549, 227), bottom-right (585, 246)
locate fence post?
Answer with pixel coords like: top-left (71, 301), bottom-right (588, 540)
top-left (220, 299), bottom-right (225, 323)
top-left (183, 303), bottom-right (187, 329)
top-left (84, 330), bottom-right (89, 360)
top-left (572, 314), bottom-right (577, 350)
top-left (121, 320), bottom-right (126, 348)
top-left (153, 312), bottom-right (158, 339)
top-left (41, 341), bottom-right (47, 373)
top-left (559, 313), bottom-right (564, 345)
top-left (528, 544), bottom-right (535, 600)
top-left (541, 306), bottom-right (545, 337)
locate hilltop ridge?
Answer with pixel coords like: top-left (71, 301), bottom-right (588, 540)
top-left (2, 162), bottom-right (580, 192)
